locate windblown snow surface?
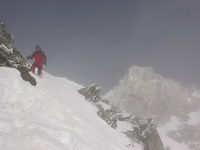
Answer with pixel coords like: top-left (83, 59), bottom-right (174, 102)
top-left (0, 67), bottom-right (142, 150)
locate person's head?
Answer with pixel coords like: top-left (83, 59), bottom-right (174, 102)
top-left (35, 44), bottom-right (41, 51)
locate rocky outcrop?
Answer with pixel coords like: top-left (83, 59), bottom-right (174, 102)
top-left (97, 106), bottom-right (121, 129)
top-left (78, 84), bottom-right (165, 150)
top-left (17, 66), bottom-right (37, 86)
top-left (78, 83), bottom-right (102, 103)
top-left (0, 20), bottom-right (13, 48)
top-left (0, 21), bottom-right (36, 86)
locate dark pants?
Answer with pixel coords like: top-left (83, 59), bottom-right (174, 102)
top-left (31, 63), bottom-right (43, 74)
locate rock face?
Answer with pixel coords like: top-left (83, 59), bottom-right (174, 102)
top-left (0, 21), bottom-right (36, 86)
top-left (78, 84), bottom-right (165, 150)
top-left (78, 83), bottom-right (101, 103)
top-left (0, 21), bottom-right (13, 48)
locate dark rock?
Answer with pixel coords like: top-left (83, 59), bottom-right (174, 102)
top-left (0, 48), bottom-right (36, 86)
top-left (142, 126), bottom-right (165, 150)
top-left (17, 66), bottom-right (37, 86)
top-left (0, 50), bottom-right (15, 67)
top-left (97, 107), bottom-right (120, 129)
top-left (0, 20), bottom-right (14, 47)
top-left (78, 84), bottom-right (101, 102)
top-left (0, 21), bottom-right (36, 86)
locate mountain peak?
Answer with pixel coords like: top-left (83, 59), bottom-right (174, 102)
top-left (105, 66), bottom-right (200, 150)
top-left (128, 66), bottom-right (154, 74)
top-left (105, 66), bottom-right (198, 122)
top-left (125, 66), bottom-right (161, 83)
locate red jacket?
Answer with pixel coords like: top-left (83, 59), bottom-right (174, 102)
top-left (28, 50), bottom-right (47, 64)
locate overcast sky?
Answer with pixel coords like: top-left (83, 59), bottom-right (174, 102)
top-left (1, 0), bottom-right (200, 94)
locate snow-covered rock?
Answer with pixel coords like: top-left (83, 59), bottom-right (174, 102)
top-left (0, 44), bottom-right (13, 53)
top-left (0, 20), bottom-right (13, 48)
top-left (78, 84), bottom-right (165, 150)
top-left (0, 21), bottom-right (35, 86)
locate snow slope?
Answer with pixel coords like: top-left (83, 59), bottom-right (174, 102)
top-left (0, 67), bottom-right (139, 150)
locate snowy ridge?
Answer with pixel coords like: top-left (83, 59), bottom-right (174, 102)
top-left (0, 67), bottom-right (136, 150)
top-left (78, 84), bottom-right (165, 150)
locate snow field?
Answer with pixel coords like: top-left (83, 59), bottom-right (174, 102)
top-left (0, 67), bottom-right (138, 150)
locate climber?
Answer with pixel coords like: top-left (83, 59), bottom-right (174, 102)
top-left (27, 44), bottom-right (47, 75)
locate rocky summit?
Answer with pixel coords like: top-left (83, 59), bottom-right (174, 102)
top-left (0, 21), bottom-right (36, 86)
